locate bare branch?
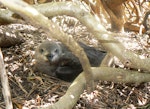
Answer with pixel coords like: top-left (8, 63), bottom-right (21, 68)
top-left (0, 9), bottom-right (21, 24)
top-left (33, 2), bottom-right (150, 71)
top-left (0, 49), bottom-right (13, 109)
top-left (41, 67), bottom-right (150, 109)
top-left (0, 0), bottom-right (94, 90)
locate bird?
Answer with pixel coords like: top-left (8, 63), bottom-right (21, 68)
top-left (34, 40), bottom-right (106, 81)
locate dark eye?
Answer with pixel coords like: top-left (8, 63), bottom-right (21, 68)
top-left (54, 49), bottom-right (58, 53)
top-left (39, 48), bottom-right (44, 53)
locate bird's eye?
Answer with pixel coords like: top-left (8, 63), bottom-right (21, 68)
top-left (54, 49), bottom-right (58, 53)
top-left (39, 49), bottom-right (44, 53)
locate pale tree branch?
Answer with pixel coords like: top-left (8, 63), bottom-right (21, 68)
top-left (33, 2), bottom-right (150, 71)
top-left (41, 67), bottom-right (150, 109)
top-left (0, 48), bottom-right (13, 109)
top-left (0, 0), bottom-right (94, 91)
top-left (0, 2), bottom-right (149, 72)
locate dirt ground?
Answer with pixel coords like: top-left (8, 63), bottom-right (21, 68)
top-left (0, 16), bottom-right (150, 109)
